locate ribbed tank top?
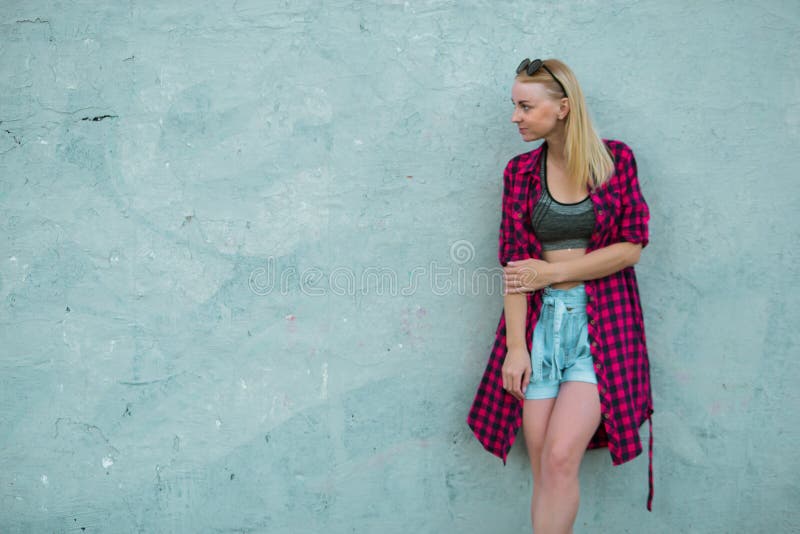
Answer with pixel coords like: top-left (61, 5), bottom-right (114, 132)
top-left (531, 145), bottom-right (596, 251)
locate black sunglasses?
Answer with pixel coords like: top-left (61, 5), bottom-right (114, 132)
top-left (516, 58), bottom-right (568, 98)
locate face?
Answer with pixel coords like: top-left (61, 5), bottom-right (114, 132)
top-left (510, 80), bottom-right (567, 142)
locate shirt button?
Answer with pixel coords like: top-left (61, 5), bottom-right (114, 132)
top-left (599, 386), bottom-right (607, 395)
top-left (591, 341), bottom-right (598, 348)
top-left (595, 362), bottom-right (602, 371)
top-left (590, 319), bottom-right (596, 325)
top-left (603, 412), bottom-right (610, 420)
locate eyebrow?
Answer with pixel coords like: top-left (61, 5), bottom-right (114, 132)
top-left (511, 98), bottom-right (532, 104)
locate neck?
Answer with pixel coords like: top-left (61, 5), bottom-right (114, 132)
top-left (543, 129), bottom-right (567, 166)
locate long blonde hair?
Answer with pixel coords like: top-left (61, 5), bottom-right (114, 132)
top-left (515, 58), bottom-right (614, 191)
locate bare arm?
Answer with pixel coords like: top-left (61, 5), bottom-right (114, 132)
top-left (503, 241), bottom-right (643, 293)
top-left (501, 291), bottom-right (531, 401)
top-left (552, 242), bottom-right (642, 284)
top-left (504, 292), bottom-right (527, 350)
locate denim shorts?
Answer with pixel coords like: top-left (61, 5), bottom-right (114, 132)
top-left (524, 282), bottom-right (598, 400)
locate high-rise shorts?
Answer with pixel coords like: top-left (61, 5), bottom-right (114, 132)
top-left (524, 282), bottom-right (598, 400)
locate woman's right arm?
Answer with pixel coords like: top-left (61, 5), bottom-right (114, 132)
top-left (498, 159), bottom-right (533, 400)
top-left (502, 286), bottom-right (531, 400)
top-left (504, 293), bottom-right (527, 350)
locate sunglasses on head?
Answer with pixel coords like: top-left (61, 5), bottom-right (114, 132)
top-left (516, 58), bottom-right (568, 98)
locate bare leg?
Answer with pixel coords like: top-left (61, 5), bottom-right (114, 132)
top-left (533, 381), bottom-right (601, 534)
top-left (522, 397), bottom-right (557, 532)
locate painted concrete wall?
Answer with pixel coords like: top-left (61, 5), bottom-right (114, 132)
top-left (1, 1), bottom-right (798, 532)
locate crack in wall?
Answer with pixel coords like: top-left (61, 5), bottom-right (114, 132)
top-left (81, 115), bottom-right (118, 122)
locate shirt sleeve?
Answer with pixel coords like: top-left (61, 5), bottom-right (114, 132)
top-left (618, 145), bottom-right (650, 249)
top-left (498, 161), bottom-right (530, 266)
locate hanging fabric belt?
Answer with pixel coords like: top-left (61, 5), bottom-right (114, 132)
top-left (531, 292), bottom-right (569, 383)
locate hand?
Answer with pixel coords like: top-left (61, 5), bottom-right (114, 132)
top-left (503, 259), bottom-right (560, 294)
top-left (502, 346), bottom-right (532, 401)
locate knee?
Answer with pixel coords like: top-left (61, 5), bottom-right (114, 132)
top-left (525, 434), bottom-right (547, 478)
top-left (528, 439), bottom-right (545, 461)
top-left (541, 444), bottom-right (580, 483)
top-left (529, 447), bottom-right (544, 479)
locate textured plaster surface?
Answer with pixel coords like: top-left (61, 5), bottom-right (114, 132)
top-left (1, 1), bottom-right (798, 533)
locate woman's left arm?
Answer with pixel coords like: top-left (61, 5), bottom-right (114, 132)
top-left (504, 243), bottom-right (641, 293)
top-left (551, 242), bottom-right (642, 284)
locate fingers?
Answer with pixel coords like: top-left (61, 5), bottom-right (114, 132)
top-left (503, 351), bottom-right (533, 400)
top-left (520, 268), bottom-right (538, 290)
top-left (504, 265), bottom-right (539, 291)
top-left (513, 367), bottom-right (528, 400)
top-left (502, 369), bottom-right (513, 397)
top-left (511, 378), bottom-right (523, 401)
top-left (511, 377), bottom-right (523, 400)
top-left (521, 365), bottom-right (531, 396)
top-left (504, 285), bottom-right (525, 296)
top-left (502, 275), bottom-right (521, 295)
top-left (503, 366), bottom-right (533, 400)
top-left (504, 264), bottom-right (537, 277)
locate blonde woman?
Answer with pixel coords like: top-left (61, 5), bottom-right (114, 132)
top-left (467, 58), bottom-right (654, 532)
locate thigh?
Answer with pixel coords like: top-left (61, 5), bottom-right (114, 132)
top-left (523, 398), bottom-right (557, 449)
top-left (522, 398), bottom-right (557, 475)
top-left (542, 381), bottom-right (602, 466)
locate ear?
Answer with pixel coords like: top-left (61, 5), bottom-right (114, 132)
top-left (558, 98), bottom-right (570, 120)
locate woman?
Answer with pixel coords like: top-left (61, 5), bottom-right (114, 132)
top-left (466, 58), bottom-right (654, 532)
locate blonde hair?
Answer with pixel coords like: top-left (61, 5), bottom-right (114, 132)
top-left (515, 58), bottom-right (614, 191)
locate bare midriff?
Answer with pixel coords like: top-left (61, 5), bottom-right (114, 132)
top-left (542, 247), bottom-right (587, 290)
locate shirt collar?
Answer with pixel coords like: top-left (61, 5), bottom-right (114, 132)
top-left (521, 140), bottom-right (548, 176)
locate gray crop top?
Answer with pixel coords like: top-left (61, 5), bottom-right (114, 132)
top-left (531, 145), bottom-right (596, 251)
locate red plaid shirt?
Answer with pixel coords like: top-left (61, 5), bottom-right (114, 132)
top-left (467, 138), bottom-right (655, 511)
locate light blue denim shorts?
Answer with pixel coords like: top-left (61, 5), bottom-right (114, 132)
top-left (524, 282), bottom-right (598, 400)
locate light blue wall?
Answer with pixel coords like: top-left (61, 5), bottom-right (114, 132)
top-left (1, 1), bottom-right (798, 532)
